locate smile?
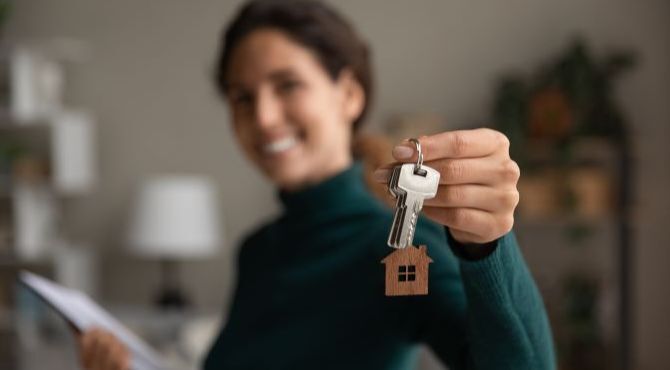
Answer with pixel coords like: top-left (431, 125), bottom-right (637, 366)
top-left (262, 136), bottom-right (298, 154)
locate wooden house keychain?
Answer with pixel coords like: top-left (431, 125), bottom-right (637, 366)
top-left (382, 138), bottom-right (440, 296)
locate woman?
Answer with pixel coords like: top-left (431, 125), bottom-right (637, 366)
top-left (77, 1), bottom-right (555, 369)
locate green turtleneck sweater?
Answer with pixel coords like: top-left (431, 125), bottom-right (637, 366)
top-left (203, 163), bottom-right (555, 369)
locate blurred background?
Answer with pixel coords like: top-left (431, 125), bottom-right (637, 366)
top-left (0, 0), bottom-right (668, 369)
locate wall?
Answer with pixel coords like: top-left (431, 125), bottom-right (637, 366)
top-left (5, 1), bottom-right (669, 368)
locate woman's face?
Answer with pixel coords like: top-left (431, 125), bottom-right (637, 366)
top-left (225, 29), bottom-right (364, 190)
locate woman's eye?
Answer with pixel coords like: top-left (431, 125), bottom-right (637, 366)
top-left (277, 80), bottom-right (300, 94)
top-left (231, 93), bottom-right (253, 106)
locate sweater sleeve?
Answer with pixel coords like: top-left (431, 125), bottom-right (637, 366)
top-left (411, 219), bottom-right (556, 370)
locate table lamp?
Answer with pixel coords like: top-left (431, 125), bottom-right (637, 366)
top-left (127, 175), bottom-right (222, 309)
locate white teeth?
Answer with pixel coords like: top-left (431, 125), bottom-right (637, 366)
top-left (263, 136), bottom-right (298, 154)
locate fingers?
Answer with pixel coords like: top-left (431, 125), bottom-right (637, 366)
top-left (91, 330), bottom-right (113, 370)
top-left (391, 128), bottom-right (508, 162)
top-left (103, 336), bottom-right (130, 370)
top-left (78, 328), bottom-right (130, 370)
top-left (80, 330), bottom-right (95, 369)
top-left (423, 207), bottom-right (514, 244)
top-left (376, 128), bottom-right (519, 244)
top-left (428, 157), bottom-right (519, 185)
top-left (423, 184), bottom-right (519, 211)
top-left (97, 332), bottom-right (117, 370)
top-left (374, 157), bottom-right (520, 186)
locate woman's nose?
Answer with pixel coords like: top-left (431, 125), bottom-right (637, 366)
top-left (254, 89), bottom-right (283, 129)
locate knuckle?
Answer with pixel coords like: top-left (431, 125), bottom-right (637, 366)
top-left (496, 131), bottom-right (510, 149)
top-left (444, 161), bottom-right (466, 181)
top-left (453, 208), bottom-right (472, 226)
top-left (498, 215), bottom-right (515, 234)
top-left (444, 186), bottom-right (465, 204)
top-left (501, 160), bottom-right (520, 182)
top-left (500, 189), bottom-right (520, 209)
top-left (451, 132), bottom-right (469, 157)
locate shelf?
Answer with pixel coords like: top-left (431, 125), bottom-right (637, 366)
top-left (0, 122), bottom-right (51, 131)
top-left (0, 107), bottom-right (52, 128)
top-left (0, 256), bottom-right (52, 268)
top-left (0, 180), bottom-right (52, 197)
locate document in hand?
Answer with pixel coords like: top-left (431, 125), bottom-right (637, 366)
top-left (19, 271), bottom-right (168, 370)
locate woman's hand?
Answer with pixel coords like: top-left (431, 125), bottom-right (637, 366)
top-left (375, 128), bottom-right (520, 245)
top-left (75, 327), bottom-right (130, 370)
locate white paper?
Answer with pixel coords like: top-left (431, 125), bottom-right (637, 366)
top-left (19, 271), bottom-right (168, 370)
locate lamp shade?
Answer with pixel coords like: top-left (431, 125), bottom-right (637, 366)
top-left (127, 175), bottom-right (222, 259)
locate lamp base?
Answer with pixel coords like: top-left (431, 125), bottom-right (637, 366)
top-left (155, 287), bottom-right (189, 310)
top-left (156, 259), bottom-right (190, 310)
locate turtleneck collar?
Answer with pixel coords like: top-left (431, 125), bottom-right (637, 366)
top-left (278, 162), bottom-right (371, 215)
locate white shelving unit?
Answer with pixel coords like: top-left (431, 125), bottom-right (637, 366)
top-left (0, 45), bottom-right (98, 368)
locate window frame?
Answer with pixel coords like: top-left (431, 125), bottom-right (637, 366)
top-left (397, 264), bottom-right (417, 282)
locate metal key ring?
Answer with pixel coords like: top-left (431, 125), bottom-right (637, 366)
top-left (408, 138), bottom-right (426, 176)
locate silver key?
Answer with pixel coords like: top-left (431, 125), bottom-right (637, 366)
top-left (388, 167), bottom-right (420, 248)
top-left (387, 165), bottom-right (402, 197)
top-left (388, 163), bottom-right (440, 249)
top-left (388, 164), bottom-right (415, 196)
top-left (388, 165), bottom-right (412, 246)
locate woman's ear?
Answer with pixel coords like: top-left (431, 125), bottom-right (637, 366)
top-left (336, 69), bottom-right (365, 126)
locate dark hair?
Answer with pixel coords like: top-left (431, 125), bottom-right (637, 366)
top-left (215, 0), bottom-right (373, 131)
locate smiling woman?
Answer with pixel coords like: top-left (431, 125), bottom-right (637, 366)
top-left (221, 29), bottom-right (364, 190)
top-left (214, 0), bottom-right (371, 191)
top-left (74, 1), bottom-right (556, 370)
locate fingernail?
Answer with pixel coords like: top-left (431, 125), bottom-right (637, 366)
top-left (392, 145), bottom-right (414, 160)
top-left (373, 168), bottom-right (390, 182)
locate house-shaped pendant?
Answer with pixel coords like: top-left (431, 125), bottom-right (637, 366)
top-left (381, 245), bottom-right (433, 296)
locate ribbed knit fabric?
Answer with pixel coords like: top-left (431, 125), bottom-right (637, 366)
top-left (203, 163), bottom-right (555, 370)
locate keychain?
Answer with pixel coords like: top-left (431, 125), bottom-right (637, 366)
top-left (381, 138), bottom-right (440, 296)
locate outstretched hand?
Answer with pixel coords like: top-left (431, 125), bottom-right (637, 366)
top-left (375, 128), bottom-right (520, 245)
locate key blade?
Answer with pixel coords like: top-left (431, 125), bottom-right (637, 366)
top-left (387, 197), bottom-right (407, 248)
top-left (393, 164), bottom-right (441, 248)
top-left (399, 193), bottom-right (423, 248)
top-left (387, 166), bottom-right (402, 198)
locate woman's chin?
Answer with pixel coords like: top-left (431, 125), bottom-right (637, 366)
top-left (259, 147), bottom-right (309, 187)
top-left (268, 168), bottom-right (310, 190)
